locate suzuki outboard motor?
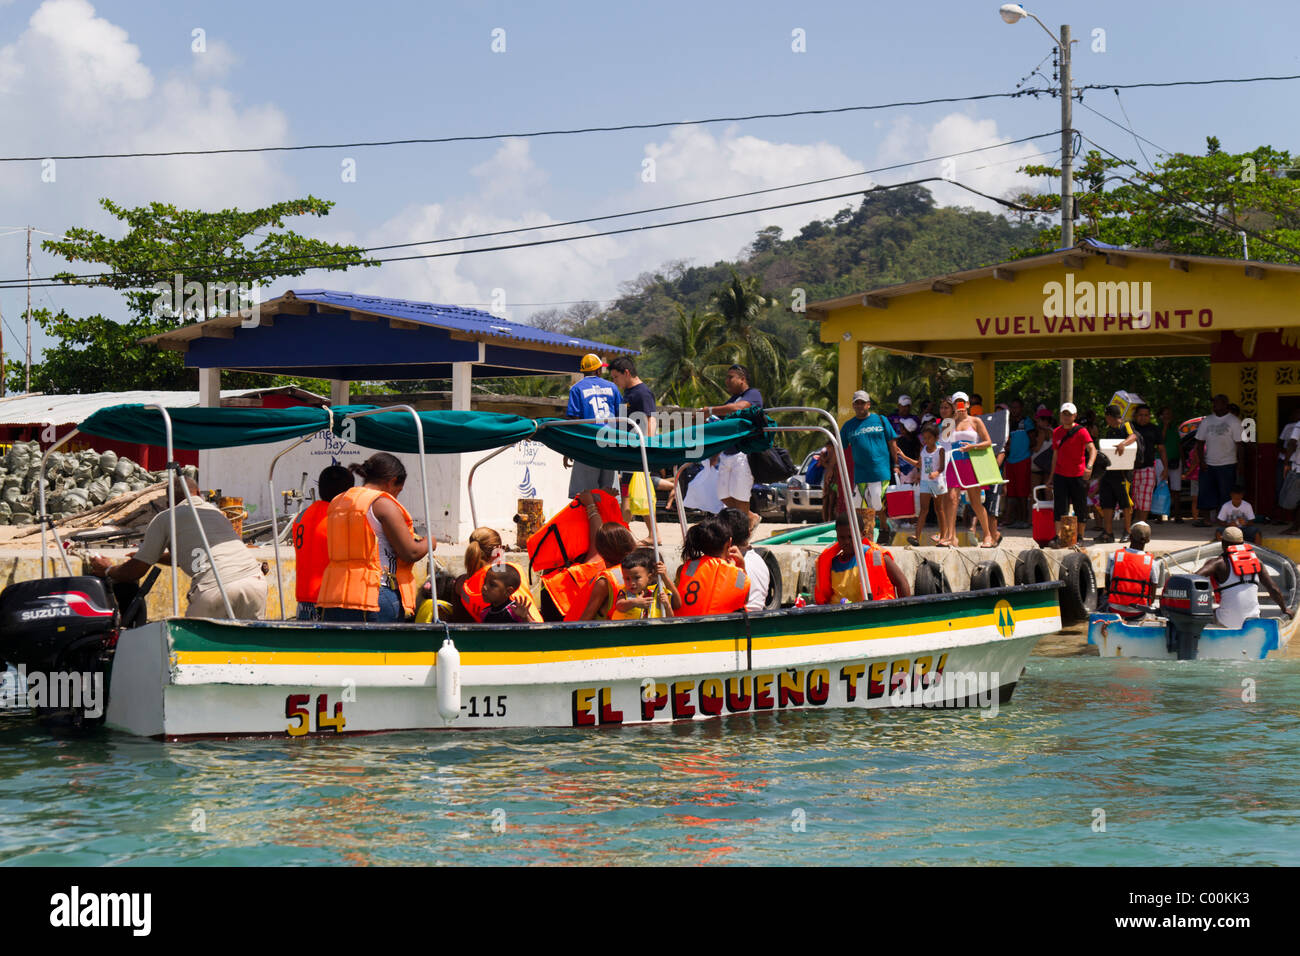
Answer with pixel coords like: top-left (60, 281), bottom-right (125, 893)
top-left (0, 576), bottom-right (119, 724)
top-left (1158, 574), bottom-right (1215, 660)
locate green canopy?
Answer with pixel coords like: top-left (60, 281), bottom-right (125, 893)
top-left (77, 404), bottom-right (374, 451)
top-left (534, 406), bottom-right (772, 470)
top-left (335, 409), bottom-right (539, 454)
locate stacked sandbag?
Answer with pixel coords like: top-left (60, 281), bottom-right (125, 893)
top-left (0, 440), bottom-right (170, 526)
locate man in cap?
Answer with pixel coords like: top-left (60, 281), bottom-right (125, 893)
top-left (1049, 402), bottom-right (1097, 535)
top-left (1195, 525), bottom-right (1291, 629)
top-left (565, 353), bottom-right (625, 497)
top-left (839, 390), bottom-right (898, 541)
top-left (1105, 521), bottom-right (1163, 619)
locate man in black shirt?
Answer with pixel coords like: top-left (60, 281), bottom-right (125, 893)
top-left (609, 356), bottom-right (658, 535)
top-left (1097, 405), bottom-right (1138, 544)
top-left (1130, 404), bottom-right (1166, 525)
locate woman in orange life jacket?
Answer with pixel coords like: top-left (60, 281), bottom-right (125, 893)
top-left (573, 522), bottom-right (640, 621)
top-left (814, 514), bottom-right (911, 605)
top-left (317, 453), bottom-right (431, 623)
top-left (675, 515), bottom-right (750, 617)
top-left (455, 527), bottom-right (507, 623)
top-left (538, 490), bottom-right (609, 621)
top-left (291, 463), bottom-right (355, 621)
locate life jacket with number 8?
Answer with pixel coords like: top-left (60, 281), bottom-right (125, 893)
top-left (527, 490), bottom-right (625, 575)
top-left (675, 556), bottom-right (748, 617)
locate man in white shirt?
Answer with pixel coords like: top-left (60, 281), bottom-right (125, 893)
top-left (720, 507), bottom-right (771, 612)
top-left (1194, 394), bottom-right (1243, 523)
top-left (88, 475), bottom-right (268, 619)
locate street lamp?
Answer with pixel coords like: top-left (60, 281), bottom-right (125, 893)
top-left (1000, 3), bottom-right (1075, 403)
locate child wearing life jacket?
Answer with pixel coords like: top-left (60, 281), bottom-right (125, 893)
top-left (479, 564), bottom-right (542, 623)
top-left (675, 515), bottom-right (749, 617)
top-left (572, 523), bottom-right (640, 621)
top-left (455, 527), bottom-right (514, 623)
top-left (610, 548), bottom-right (682, 619)
top-left (814, 514), bottom-right (911, 604)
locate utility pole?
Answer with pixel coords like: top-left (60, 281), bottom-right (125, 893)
top-left (0, 296), bottom-right (5, 398)
top-left (26, 225), bottom-right (32, 395)
top-left (1058, 24), bottom-right (1074, 405)
top-left (1000, 5), bottom-right (1075, 406)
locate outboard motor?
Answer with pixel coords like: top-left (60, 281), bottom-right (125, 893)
top-left (0, 576), bottom-right (120, 725)
top-left (1157, 574), bottom-right (1215, 660)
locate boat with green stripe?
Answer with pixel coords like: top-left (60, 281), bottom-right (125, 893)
top-left (1, 403), bottom-right (1062, 739)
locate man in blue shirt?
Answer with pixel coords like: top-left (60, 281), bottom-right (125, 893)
top-left (566, 353), bottom-right (624, 497)
top-left (839, 390), bottom-right (897, 540)
top-left (704, 364), bottom-right (763, 531)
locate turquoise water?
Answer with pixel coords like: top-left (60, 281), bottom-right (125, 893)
top-left (1, 657), bottom-right (1297, 866)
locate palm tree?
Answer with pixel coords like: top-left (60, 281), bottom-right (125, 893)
top-left (644, 307), bottom-right (730, 407)
top-left (708, 271), bottom-right (787, 395)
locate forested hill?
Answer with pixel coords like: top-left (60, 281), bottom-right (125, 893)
top-left (530, 183), bottom-right (1044, 380)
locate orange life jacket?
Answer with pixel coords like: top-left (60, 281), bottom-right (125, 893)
top-left (1108, 549), bottom-right (1155, 615)
top-left (541, 556), bottom-right (607, 620)
top-left (592, 567), bottom-right (624, 620)
top-left (527, 490), bottom-right (624, 574)
top-left (479, 577), bottom-right (542, 623)
top-left (291, 499), bottom-right (331, 604)
top-left (317, 486), bottom-right (417, 614)
top-left (676, 556), bottom-right (749, 617)
top-left (461, 562), bottom-right (531, 622)
top-left (1214, 543), bottom-right (1263, 600)
top-left (814, 540), bottom-right (896, 604)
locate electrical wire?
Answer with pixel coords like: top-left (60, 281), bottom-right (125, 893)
top-left (0, 134), bottom-right (1058, 289)
top-left (0, 89), bottom-right (1053, 163)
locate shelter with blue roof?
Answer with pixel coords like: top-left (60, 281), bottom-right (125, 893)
top-left (140, 290), bottom-right (637, 542)
top-left (142, 289), bottom-right (636, 410)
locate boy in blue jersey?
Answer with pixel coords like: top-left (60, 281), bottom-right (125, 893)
top-left (566, 353), bottom-right (625, 497)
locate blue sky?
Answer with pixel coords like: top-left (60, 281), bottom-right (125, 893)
top-left (0, 0), bottom-right (1297, 369)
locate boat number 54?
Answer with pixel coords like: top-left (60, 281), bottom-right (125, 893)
top-left (285, 693), bottom-right (346, 736)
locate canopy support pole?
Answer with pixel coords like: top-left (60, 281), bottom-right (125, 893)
top-left (145, 405), bottom-right (236, 620)
top-left (344, 405), bottom-right (438, 622)
top-left (267, 408), bottom-right (333, 622)
top-left (763, 407), bottom-right (869, 602)
top-left (465, 445), bottom-right (516, 530)
top-left (672, 465), bottom-right (688, 537)
top-left (37, 429), bottom-right (79, 578)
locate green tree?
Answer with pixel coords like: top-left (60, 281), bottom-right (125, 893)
top-left (644, 307), bottom-right (730, 407)
top-left (23, 196), bottom-right (375, 394)
top-left (708, 270), bottom-right (788, 395)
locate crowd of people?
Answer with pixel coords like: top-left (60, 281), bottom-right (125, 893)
top-left (815, 387), bottom-right (1278, 550)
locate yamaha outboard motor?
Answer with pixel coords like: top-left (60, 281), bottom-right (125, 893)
top-left (0, 576), bottom-right (120, 725)
top-left (1158, 574), bottom-right (1216, 660)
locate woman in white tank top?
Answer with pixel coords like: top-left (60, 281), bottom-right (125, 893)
top-left (948, 394), bottom-right (997, 548)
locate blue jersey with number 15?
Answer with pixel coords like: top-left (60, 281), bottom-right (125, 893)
top-left (566, 376), bottom-right (624, 421)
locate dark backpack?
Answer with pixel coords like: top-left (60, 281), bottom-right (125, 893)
top-left (748, 446), bottom-right (797, 483)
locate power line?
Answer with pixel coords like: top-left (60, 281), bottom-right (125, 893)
top-left (1078, 73), bottom-right (1300, 93)
top-left (6, 177), bottom-right (1036, 290)
top-left (0, 132), bottom-right (1058, 289)
top-left (0, 89), bottom-right (1054, 163)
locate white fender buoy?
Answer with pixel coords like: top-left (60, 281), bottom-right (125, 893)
top-left (436, 638), bottom-right (461, 721)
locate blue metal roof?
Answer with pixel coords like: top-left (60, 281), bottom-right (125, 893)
top-left (287, 290), bottom-right (636, 355)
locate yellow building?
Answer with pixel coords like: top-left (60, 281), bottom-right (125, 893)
top-left (810, 239), bottom-right (1300, 506)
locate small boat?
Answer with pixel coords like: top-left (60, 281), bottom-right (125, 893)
top-left (1087, 542), bottom-right (1299, 660)
top-left (1, 403), bottom-right (1062, 739)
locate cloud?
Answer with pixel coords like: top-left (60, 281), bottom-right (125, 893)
top-left (873, 112), bottom-right (1047, 212)
top-left (335, 128), bottom-right (864, 321)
